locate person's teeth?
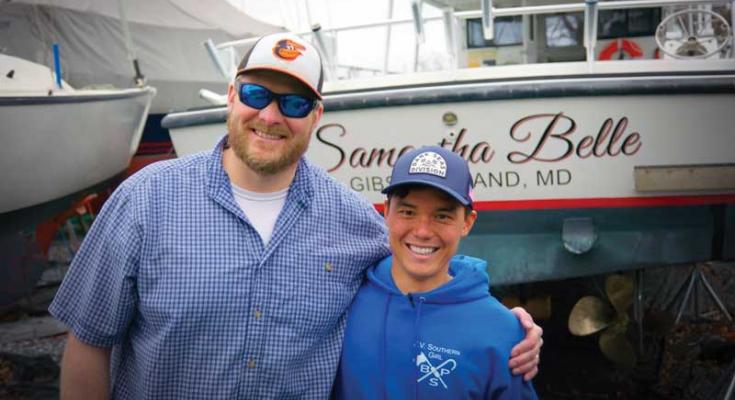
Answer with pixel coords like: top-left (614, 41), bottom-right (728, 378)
top-left (409, 245), bottom-right (435, 255)
top-left (254, 130), bottom-right (281, 139)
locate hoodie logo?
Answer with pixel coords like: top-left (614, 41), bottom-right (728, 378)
top-left (409, 151), bottom-right (447, 177)
top-left (272, 39), bottom-right (306, 61)
top-left (416, 350), bottom-right (458, 389)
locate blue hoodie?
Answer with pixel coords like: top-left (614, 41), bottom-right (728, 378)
top-left (334, 255), bottom-right (537, 400)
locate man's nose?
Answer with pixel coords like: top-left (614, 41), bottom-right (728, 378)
top-left (257, 99), bottom-right (285, 124)
top-left (412, 216), bottom-right (433, 238)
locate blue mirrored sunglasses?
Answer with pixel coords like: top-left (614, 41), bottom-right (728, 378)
top-left (237, 82), bottom-right (317, 119)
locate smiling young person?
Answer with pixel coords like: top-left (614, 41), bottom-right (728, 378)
top-left (50, 33), bottom-right (541, 400)
top-left (335, 146), bottom-right (538, 399)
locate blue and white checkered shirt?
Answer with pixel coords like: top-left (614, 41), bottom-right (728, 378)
top-left (50, 137), bottom-right (390, 399)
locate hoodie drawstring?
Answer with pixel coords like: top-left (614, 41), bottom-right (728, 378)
top-left (412, 296), bottom-right (426, 400)
top-left (381, 293), bottom-right (392, 400)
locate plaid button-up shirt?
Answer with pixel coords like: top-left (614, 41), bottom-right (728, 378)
top-left (50, 137), bottom-right (390, 399)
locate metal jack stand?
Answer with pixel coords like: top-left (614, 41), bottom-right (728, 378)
top-left (725, 369), bottom-right (734, 400)
top-left (633, 269), bottom-right (645, 353)
top-left (674, 263), bottom-right (735, 400)
top-left (674, 263), bottom-right (733, 324)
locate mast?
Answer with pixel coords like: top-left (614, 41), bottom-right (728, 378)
top-left (116, 0), bottom-right (145, 86)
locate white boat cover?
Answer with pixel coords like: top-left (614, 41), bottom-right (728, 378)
top-left (0, 0), bottom-right (282, 112)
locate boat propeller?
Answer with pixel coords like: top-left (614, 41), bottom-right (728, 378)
top-left (568, 274), bottom-right (636, 368)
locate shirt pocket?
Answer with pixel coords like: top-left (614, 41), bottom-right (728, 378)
top-left (271, 254), bottom-right (363, 338)
top-left (138, 259), bottom-right (248, 329)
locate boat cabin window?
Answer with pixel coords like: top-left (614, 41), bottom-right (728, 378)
top-left (545, 13), bottom-right (583, 48)
top-left (544, 8), bottom-right (660, 48)
top-left (466, 16), bottom-right (523, 48)
top-left (598, 8), bottom-right (661, 39)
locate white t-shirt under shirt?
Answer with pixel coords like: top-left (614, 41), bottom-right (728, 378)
top-left (231, 183), bottom-right (288, 245)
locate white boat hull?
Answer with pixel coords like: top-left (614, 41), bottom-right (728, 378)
top-left (164, 60), bottom-right (735, 207)
top-left (0, 87), bottom-right (155, 214)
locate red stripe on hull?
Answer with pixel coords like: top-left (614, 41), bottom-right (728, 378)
top-left (374, 195), bottom-right (735, 212)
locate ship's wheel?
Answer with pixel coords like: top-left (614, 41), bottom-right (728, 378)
top-left (655, 8), bottom-right (732, 59)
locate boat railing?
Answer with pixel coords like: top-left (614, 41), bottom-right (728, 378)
top-left (204, 0), bottom-right (733, 84)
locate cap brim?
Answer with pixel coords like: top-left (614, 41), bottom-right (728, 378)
top-left (237, 66), bottom-right (322, 99)
top-left (381, 181), bottom-right (472, 207)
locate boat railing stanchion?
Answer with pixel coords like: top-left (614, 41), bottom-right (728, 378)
top-left (205, 39), bottom-right (230, 81)
top-left (227, 47), bottom-right (238, 77)
top-left (383, 0), bottom-right (395, 76)
top-left (311, 24), bottom-right (337, 81)
top-left (584, 0), bottom-right (599, 70)
top-left (442, 7), bottom-right (458, 71)
top-left (731, 0), bottom-right (735, 59)
top-left (481, 0), bottom-right (494, 42)
top-left (411, 0), bottom-right (425, 72)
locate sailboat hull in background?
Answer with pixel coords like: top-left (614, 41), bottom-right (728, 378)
top-left (0, 88), bottom-right (155, 228)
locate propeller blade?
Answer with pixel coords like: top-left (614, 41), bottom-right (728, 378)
top-left (599, 328), bottom-right (636, 368)
top-left (568, 296), bottom-right (614, 336)
top-left (605, 274), bottom-right (634, 315)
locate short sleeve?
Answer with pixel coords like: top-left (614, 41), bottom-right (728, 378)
top-left (49, 182), bottom-right (143, 347)
top-left (350, 194), bottom-right (391, 271)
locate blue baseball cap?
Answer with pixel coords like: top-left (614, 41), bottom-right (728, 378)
top-left (382, 146), bottom-right (473, 207)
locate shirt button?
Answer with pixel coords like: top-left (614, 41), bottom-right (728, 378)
top-left (254, 309), bottom-right (262, 319)
top-left (247, 358), bottom-right (256, 369)
top-left (325, 262), bottom-right (333, 272)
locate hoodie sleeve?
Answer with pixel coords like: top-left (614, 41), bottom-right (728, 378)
top-left (482, 315), bottom-right (539, 400)
top-left (483, 356), bottom-right (538, 399)
top-left (492, 376), bottom-right (538, 400)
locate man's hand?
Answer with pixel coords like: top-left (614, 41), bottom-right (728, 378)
top-left (508, 307), bottom-right (543, 381)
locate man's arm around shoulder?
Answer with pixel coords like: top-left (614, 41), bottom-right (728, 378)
top-left (60, 332), bottom-right (111, 400)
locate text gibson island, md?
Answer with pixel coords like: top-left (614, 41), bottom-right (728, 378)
top-left (314, 112), bottom-right (642, 196)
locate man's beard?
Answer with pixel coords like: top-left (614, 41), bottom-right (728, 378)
top-left (227, 115), bottom-right (310, 175)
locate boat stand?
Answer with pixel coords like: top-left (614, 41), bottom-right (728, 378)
top-left (633, 269), bottom-right (645, 353)
top-left (674, 263), bottom-right (733, 324)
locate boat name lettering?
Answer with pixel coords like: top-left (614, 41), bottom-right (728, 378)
top-left (315, 124), bottom-right (495, 172)
top-left (507, 112), bottom-right (642, 164)
top-left (438, 128), bottom-right (496, 164)
top-left (350, 176), bottom-right (392, 192)
top-left (315, 123), bottom-right (414, 172)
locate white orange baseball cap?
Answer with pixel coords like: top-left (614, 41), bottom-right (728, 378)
top-left (236, 32), bottom-right (324, 99)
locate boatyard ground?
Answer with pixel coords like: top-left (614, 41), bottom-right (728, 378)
top-left (1, 242), bottom-right (734, 400)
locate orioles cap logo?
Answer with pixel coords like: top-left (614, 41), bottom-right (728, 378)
top-left (272, 39), bottom-right (306, 61)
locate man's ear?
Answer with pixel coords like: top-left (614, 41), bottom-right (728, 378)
top-left (462, 210), bottom-right (478, 237)
top-left (226, 82), bottom-right (237, 111)
top-left (311, 102), bottom-right (324, 126)
top-left (382, 199), bottom-right (390, 218)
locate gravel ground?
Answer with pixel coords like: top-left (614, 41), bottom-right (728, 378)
top-left (0, 335), bottom-right (66, 366)
top-left (0, 243), bottom-right (70, 399)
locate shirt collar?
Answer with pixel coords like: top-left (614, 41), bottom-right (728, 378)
top-left (207, 134), bottom-right (314, 209)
